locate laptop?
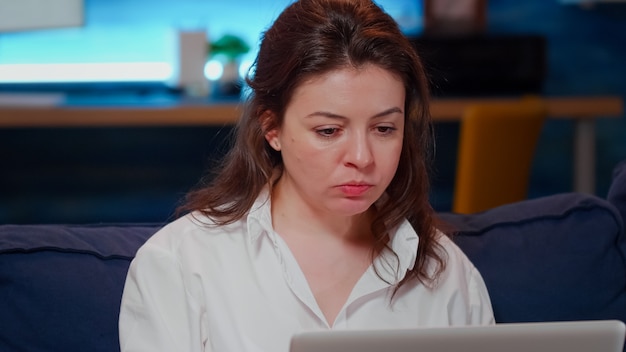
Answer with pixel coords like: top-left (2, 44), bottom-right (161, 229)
top-left (290, 320), bottom-right (626, 352)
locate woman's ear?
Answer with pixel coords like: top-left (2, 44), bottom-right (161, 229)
top-left (260, 110), bottom-right (281, 151)
top-left (265, 131), bottom-right (281, 151)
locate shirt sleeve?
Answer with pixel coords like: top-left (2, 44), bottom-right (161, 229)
top-left (119, 241), bottom-right (207, 352)
top-left (468, 265), bottom-right (496, 325)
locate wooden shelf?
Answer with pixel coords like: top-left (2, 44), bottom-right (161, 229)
top-left (0, 96), bottom-right (621, 128)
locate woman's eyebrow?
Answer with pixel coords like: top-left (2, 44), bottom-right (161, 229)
top-left (305, 107), bottom-right (403, 120)
top-left (305, 111), bottom-right (345, 119)
top-left (371, 107), bottom-right (403, 119)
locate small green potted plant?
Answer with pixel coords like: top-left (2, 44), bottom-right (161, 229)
top-left (208, 34), bottom-right (250, 96)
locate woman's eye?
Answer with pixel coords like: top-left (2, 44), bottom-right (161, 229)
top-left (316, 127), bottom-right (338, 137)
top-left (376, 126), bottom-right (396, 134)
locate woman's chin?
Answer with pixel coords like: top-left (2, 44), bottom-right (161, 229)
top-left (329, 198), bottom-right (375, 217)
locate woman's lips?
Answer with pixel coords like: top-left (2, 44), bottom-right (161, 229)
top-left (338, 184), bottom-right (372, 196)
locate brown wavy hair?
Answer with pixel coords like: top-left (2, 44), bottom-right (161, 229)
top-left (179, 0), bottom-right (445, 288)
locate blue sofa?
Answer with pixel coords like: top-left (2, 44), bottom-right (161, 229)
top-left (1, 160), bottom-right (625, 352)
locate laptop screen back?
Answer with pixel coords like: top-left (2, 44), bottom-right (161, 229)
top-left (290, 320), bottom-right (626, 352)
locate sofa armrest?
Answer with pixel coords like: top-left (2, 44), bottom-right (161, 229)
top-left (0, 223), bottom-right (159, 352)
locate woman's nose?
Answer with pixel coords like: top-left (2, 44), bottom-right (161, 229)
top-left (344, 132), bottom-right (373, 169)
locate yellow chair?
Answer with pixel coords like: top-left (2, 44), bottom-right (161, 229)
top-left (452, 98), bottom-right (547, 214)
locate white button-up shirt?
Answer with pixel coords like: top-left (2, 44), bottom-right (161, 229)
top-left (119, 193), bottom-right (494, 352)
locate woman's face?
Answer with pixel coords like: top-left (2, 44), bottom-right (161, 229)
top-left (265, 64), bottom-right (405, 218)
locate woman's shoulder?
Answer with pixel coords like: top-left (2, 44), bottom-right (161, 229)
top-left (437, 231), bottom-right (473, 266)
top-left (140, 212), bottom-right (248, 254)
top-left (434, 231), bottom-right (482, 282)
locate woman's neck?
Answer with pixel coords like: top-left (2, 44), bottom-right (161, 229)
top-left (270, 183), bottom-right (374, 243)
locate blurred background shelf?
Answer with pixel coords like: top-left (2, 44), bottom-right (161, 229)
top-left (0, 95), bottom-right (621, 224)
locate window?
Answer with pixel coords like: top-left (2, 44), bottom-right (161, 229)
top-left (0, 0), bottom-right (422, 84)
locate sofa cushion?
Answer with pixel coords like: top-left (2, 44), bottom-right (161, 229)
top-left (439, 193), bottom-right (626, 324)
top-left (0, 223), bottom-right (159, 352)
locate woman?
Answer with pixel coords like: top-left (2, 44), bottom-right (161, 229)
top-left (119, 0), bottom-right (494, 351)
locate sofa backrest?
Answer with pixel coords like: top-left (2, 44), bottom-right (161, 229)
top-left (441, 191), bottom-right (626, 324)
top-left (608, 159), bottom-right (626, 224)
top-left (0, 223), bottom-right (159, 352)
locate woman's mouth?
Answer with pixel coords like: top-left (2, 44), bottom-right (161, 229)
top-left (338, 184), bottom-right (372, 196)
